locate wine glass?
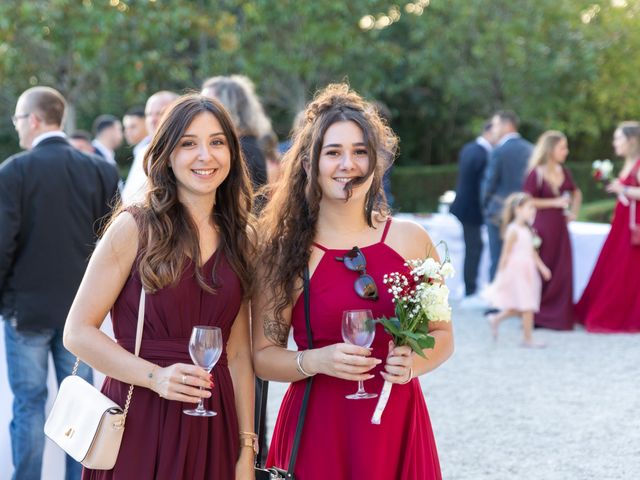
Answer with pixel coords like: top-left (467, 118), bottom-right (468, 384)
top-left (183, 326), bottom-right (222, 417)
top-left (341, 309), bottom-right (377, 400)
top-left (561, 191), bottom-right (572, 216)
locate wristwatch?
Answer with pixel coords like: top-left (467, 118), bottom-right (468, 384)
top-left (240, 435), bottom-right (258, 456)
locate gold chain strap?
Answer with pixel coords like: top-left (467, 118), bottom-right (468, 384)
top-left (122, 384), bottom-right (135, 419)
top-left (71, 359), bottom-right (80, 376)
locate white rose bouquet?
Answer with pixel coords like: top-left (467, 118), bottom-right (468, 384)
top-left (371, 244), bottom-right (454, 424)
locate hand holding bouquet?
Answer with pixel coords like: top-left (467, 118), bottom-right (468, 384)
top-left (371, 245), bottom-right (453, 424)
top-left (592, 159), bottom-right (614, 185)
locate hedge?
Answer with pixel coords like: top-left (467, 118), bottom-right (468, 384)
top-left (391, 161), bottom-right (617, 214)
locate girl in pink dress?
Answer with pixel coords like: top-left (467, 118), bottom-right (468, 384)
top-left (485, 193), bottom-right (551, 347)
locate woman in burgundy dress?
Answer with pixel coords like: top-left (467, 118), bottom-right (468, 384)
top-left (523, 130), bottom-right (582, 330)
top-left (575, 121), bottom-right (640, 332)
top-left (252, 84), bottom-right (453, 479)
top-left (64, 95), bottom-right (256, 478)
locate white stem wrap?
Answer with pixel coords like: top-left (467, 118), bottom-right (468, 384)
top-left (371, 380), bottom-right (393, 425)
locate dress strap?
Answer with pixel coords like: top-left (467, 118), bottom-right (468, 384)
top-left (629, 158), bottom-right (640, 186)
top-left (380, 217), bottom-right (392, 243)
top-left (312, 242), bottom-right (328, 252)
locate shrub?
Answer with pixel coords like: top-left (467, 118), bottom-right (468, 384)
top-left (390, 161), bottom-right (617, 214)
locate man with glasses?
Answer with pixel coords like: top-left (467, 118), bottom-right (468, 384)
top-left (0, 86), bottom-right (120, 480)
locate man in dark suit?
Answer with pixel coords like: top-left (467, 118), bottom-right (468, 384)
top-left (451, 120), bottom-right (495, 297)
top-left (0, 86), bottom-right (120, 480)
top-left (481, 110), bottom-right (533, 280)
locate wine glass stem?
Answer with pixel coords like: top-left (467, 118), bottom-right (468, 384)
top-left (196, 386), bottom-right (205, 412)
top-left (357, 380), bottom-right (366, 394)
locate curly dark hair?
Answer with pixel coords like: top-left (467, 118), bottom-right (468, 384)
top-left (257, 83), bottom-right (397, 324)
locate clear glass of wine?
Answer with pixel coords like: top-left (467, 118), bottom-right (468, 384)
top-left (341, 309), bottom-right (377, 400)
top-left (183, 326), bottom-right (222, 417)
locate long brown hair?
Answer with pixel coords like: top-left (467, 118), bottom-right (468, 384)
top-left (110, 94), bottom-right (254, 295)
top-left (257, 83), bottom-right (397, 321)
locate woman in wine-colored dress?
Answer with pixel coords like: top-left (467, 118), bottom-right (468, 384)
top-left (575, 122), bottom-right (640, 332)
top-left (64, 94), bottom-right (257, 479)
top-left (252, 84), bottom-right (453, 479)
top-left (523, 130), bottom-right (582, 330)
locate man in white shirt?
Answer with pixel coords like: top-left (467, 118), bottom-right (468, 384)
top-left (122, 107), bottom-right (148, 158)
top-left (121, 91), bottom-right (178, 203)
top-left (91, 114), bottom-right (123, 166)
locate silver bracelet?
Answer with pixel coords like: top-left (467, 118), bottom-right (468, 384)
top-left (295, 350), bottom-right (315, 377)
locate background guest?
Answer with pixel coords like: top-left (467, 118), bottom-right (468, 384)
top-left (575, 122), bottom-right (640, 332)
top-left (121, 91), bottom-right (178, 204)
top-left (91, 114), bottom-right (123, 166)
top-left (485, 193), bottom-right (551, 348)
top-left (69, 129), bottom-right (96, 155)
top-left (0, 86), bottom-right (120, 480)
top-left (524, 130), bottom-right (581, 330)
top-left (201, 74), bottom-right (271, 192)
top-left (482, 111), bottom-right (533, 280)
top-left (451, 120), bottom-right (495, 299)
top-left (122, 106), bottom-right (148, 157)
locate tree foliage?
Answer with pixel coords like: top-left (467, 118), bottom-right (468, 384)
top-left (1, 0), bottom-right (640, 166)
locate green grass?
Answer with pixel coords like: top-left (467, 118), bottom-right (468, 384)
top-left (578, 199), bottom-right (615, 223)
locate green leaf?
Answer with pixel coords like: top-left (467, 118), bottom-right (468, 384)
top-left (417, 335), bottom-right (436, 350)
top-left (406, 337), bottom-right (427, 358)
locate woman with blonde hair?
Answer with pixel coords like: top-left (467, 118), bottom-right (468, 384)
top-left (64, 94), bottom-right (256, 479)
top-left (252, 83), bottom-right (452, 479)
top-left (523, 130), bottom-right (581, 330)
top-left (201, 74), bottom-right (273, 191)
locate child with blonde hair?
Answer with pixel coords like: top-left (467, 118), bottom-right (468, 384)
top-left (485, 192), bottom-right (551, 347)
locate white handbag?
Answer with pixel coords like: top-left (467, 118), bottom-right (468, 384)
top-left (44, 288), bottom-right (146, 470)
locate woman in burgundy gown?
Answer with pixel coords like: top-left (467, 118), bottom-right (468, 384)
top-left (64, 94), bottom-right (256, 478)
top-left (252, 84), bottom-right (453, 479)
top-left (523, 130), bottom-right (582, 330)
top-left (575, 122), bottom-right (640, 332)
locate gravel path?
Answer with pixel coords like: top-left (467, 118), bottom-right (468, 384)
top-left (266, 303), bottom-right (640, 479)
top-left (422, 302), bottom-right (640, 480)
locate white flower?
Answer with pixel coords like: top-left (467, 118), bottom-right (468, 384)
top-left (440, 262), bottom-right (455, 279)
top-left (420, 284), bottom-right (452, 322)
top-left (412, 257), bottom-right (441, 278)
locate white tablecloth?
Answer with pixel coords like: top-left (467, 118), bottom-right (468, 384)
top-left (0, 214), bottom-right (610, 478)
top-left (395, 213), bottom-right (610, 302)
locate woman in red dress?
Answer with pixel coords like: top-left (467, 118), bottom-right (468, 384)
top-left (252, 84), bottom-right (453, 479)
top-left (575, 121), bottom-right (640, 332)
top-left (523, 131), bottom-right (582, 330)
top-left (64, 95), bottom-right (256, 478)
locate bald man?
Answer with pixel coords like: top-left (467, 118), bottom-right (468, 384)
top-left (1, 86), bottom-right (119, 479)
top-left (121, 90), bottom-right (178, 203)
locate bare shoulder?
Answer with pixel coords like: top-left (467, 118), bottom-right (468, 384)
top-left (101, 211), bottom-right (139, 264)
top-left (384, 216), bottom-right (435, 260)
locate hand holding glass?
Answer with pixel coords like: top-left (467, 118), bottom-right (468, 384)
top-left (342, 309), bottom-right (377, 400)
top-left (183, 326), bottom-right (222, 417)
